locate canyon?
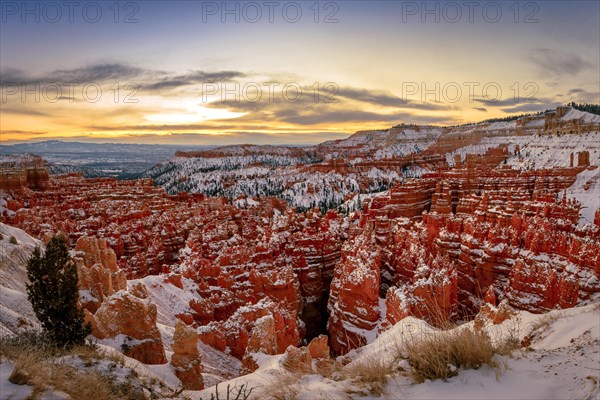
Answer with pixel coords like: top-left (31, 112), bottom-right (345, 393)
top-left (1, 106), bottom-right (599, 390)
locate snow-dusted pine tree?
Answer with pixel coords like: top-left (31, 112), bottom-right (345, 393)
top-left (26, 235), bottom-right (91, 347)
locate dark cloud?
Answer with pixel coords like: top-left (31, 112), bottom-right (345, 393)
top-left (473, 107), bottom-right (487, 112)
top-left (164, 131), bottom-right (350, 145)
top-left (565, 88), bottom-right (600, 103)
top-left (0, 64), bottom-right (246, 96)
top-left (53, 64), bottom-right (144, 83)
top-left (0, 63), bottom-right (144, 86)
top-left (202, 85), bottom-right (461, 126)
top-left (528, 49), bottom-right (592, 76)
top-left (335, 87), bottom-right (456, 111)
top-left (1, 63), bottom-right (466, 131)
top-left (501, 102), bottom-right (561, 114)
top-left (204, 92), bottom-right (326, 113)
top-left (144, 71), bottom-right (246, 91)
top-left (0, 68), bottom-right (27, 85)
top-left (274, 109), bottom-right (457, 126)
top-left (87, 123), bottom-right (239, 132)
top-left (0, 130), bottom-right (47, 135)
top-left (0, 108), bottom-right (49, 116)
top-left (474, 97), bottom-right (548, 107)
top-left (13, 131), bottom-right (351, 146)
top-left (208, 100), bottom-right (455, 126)
top-left (204, 85), bottom-right (457, 113)
top-left (86, 123), bottom-right (272, 132)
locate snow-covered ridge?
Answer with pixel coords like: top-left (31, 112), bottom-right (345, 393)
top-left (563, 107), bottom-right (600, 123)
top-left (0, 153), bottom-right (47, 166)
top-left (0, 223), bottom-right (42, 337)
top-left (144, 107), bottom-right (599, 211)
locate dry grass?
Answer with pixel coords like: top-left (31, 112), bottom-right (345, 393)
top-left (403, 328), bottom-right (513, 383)
top-left (0, 334), bottom-right (147, 400)
top-left (261, 371), bottom-right (301, 400)
top-left (343, 353), bottom-right (395, 396)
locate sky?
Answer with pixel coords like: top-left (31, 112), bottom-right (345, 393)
top-left (0, 0), bottom-right (599, 145)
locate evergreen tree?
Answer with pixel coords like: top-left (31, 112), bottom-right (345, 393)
top-left (26, 235), bottom-right (91, 347)
top-left (568, 102), bottom-right (600, 115)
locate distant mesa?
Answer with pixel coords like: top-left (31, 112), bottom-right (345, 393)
top-left (0, 154), bottom-right (50, 192)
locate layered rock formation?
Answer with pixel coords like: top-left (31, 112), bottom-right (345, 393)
top-left (385, 261), bottom-right (458, 327)
top-left (281, 335), bottom-right (334, 375)
top-left (74, 235), bottom-right (127, 313)
top-left (71, 234), bottom-right (167, 364)
top-left (241, 314), bottom-right (279, 373)
top-left (0, 155), bottom-right (50, 192)
top-left (144, 106), bottom-right (600, 211)
top-left (87, 288), bottom-right (167, 364)
top-left (327, 231), bottom-right (381, 355)
top-left (171, 320), bottom-right (204, 390)
top-left (325, 163), bottom-right (599, 355)
top-left (199, 298), bottom-right (299, 361)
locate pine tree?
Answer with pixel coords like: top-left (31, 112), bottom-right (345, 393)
top-left (26, 235), bottom-right (91, 347)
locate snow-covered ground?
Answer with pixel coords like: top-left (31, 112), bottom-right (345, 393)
top-left (560, 166), bottom-right (600, 227)
top-left (446, 131), bottom-right (600, 170)
top-left (0, 223), bottom-right (42, 337)
top-left (190, 303), bottom-right (600, 400)
top-left (0, 344), bottom-right (181, 399)
top-left (319, 127), bottom-right (442, 161)
top-left (145, 108), bottom-right (600, 216)
top-left (147, 157), bottom-right (400, 211)
top-left (507, 130), bottom-right (600, 226)
top-left (506, 131), bottom-right (600, 170)
top-left (445, 136), bottom-right (524, 167)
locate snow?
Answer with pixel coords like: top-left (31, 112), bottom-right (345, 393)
top-left (126, 275), bottom-right (242, 384)
top-left (444, 127), bottom-right (600, 223)
top-left (507, 131), bottom-right (600, 170)
top-left (560, 166), bottom-right (600, 226)
top-left (143, 125), bottom-right (443, 210)
top-left (530, 309), bottom-right (600, 351)
top-left (0, 346), bottom-right (180, 399)
top-left (1, 108), bottom-right (599, 399)
top-left (446, 136), bottom-right (521, 166)
top-left (191, 303), bottom-right (600, 400)
top-left (389, 362), bottom-right (573, 400)
top-left (128, 275), bottom-right (199, 326)
top-left (0, 363), bottom-right (72, 398)
top-left (0, 362), bottom-right (34, 399)
top-left (0, 223), bottom-right (42, 336)
top-left (562, 108), bottom-right (600, 124)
